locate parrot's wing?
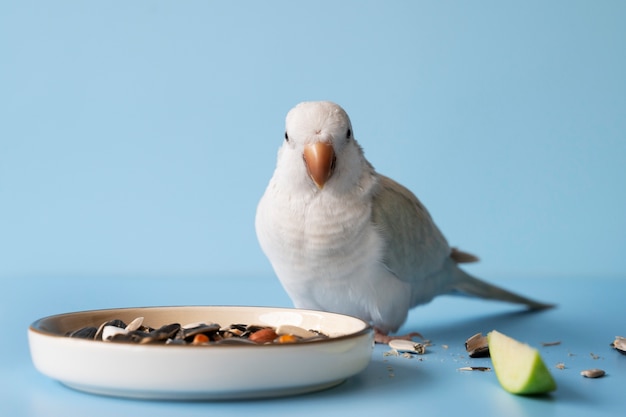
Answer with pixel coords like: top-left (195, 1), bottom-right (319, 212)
top-left (370, 175), bottom-right (451, 284)
top-left (371, 176), bottom-right (554, 310)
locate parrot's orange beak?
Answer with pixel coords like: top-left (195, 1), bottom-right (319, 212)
top-left (303, 142), bottom-right (336, 189)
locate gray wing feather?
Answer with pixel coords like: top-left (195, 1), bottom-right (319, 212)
top-left (370, 175), bottom-right (553, 310)
top-left (370, 175), bottom-right (451, 283)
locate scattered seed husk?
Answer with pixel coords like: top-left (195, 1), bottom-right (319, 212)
top-left (611, 336), bottom-right (626, 355)
top-left (388, 339), bottom-right (426, 354)
top-left (541, 341), bottom-right (561, 347)
top-left (555, 362), bottom-right (566, 370)
top-left (581, 368), bottom-right (605, 378)
top-left (465, 333), bottom-right (489, 358)
top-left (458, 366), bottom-right (491, 372)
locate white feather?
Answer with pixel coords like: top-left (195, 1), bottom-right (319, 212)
top-left (256, 101), bottom-right (552, 336)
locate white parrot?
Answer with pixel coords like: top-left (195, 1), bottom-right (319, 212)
top-left (255, 101), bottom-right (552, 343)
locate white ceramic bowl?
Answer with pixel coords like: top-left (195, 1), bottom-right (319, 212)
top-left (28, 305), bottom-right (374, 400)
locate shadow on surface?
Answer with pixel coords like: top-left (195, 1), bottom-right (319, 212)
top-left (401, 304), bottom-right (560, 344)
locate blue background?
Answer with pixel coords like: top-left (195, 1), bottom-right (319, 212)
top-left (2, 0), bottom-right (625, 283)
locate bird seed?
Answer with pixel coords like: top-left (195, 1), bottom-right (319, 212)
top-left (65, 317), bottom-right (329, 345)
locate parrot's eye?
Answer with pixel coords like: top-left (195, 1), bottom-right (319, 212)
top-left (346, 128), bottom-right (351, 139)
top-left (284, 132), bottom-right (289, 142)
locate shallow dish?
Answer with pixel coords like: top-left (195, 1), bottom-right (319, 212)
top-left (29, 305), bottom-right (374, 400)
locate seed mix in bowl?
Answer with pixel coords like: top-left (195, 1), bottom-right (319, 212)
top-left (66, 317), bottom-right (329, 345)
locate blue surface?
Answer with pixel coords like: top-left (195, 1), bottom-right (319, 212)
top-left (2, 2), bottom-right (626, 415)
top-left (3, 276), bottom-right (625, 416)
top-left (1, 1), bottom-right (626, 281)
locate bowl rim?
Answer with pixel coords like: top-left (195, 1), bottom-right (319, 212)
top-left (28, 305), bottom-right (374, 348)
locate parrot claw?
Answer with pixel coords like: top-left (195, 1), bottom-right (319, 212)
top-left (374, 327), bottom-right (424, 344)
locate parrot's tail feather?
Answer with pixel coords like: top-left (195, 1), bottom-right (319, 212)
top-left (451, 269), bottom-right (554, 310)
top-left (450, 247), bottom-right (480, 263)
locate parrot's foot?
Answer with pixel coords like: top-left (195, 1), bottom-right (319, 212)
top-left (374, 327), bottom-right (423, 344)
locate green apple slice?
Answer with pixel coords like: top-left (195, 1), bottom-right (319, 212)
top-left (487, 330), bottom-right (557, 395)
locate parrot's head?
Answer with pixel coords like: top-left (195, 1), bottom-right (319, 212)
top-left (280, 101), bottom-right (364, 191)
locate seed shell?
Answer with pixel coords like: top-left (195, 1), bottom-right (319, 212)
top-left (611, 336), bottom-right (626, 354)
top-left (388, 339), bottom-right (426, 354)
top-left (125, 317), bottom-right (144, 332)
top-left (465, 332), bottom-right (489, 358)
top-left (276, 325), bottom-right (317, 339)
top-left (102, 325), bottom-right (129, 341)
top-left (580, 368), bottom-right (605, 378)
top-left (458, 366), bottom-right (491, 372)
